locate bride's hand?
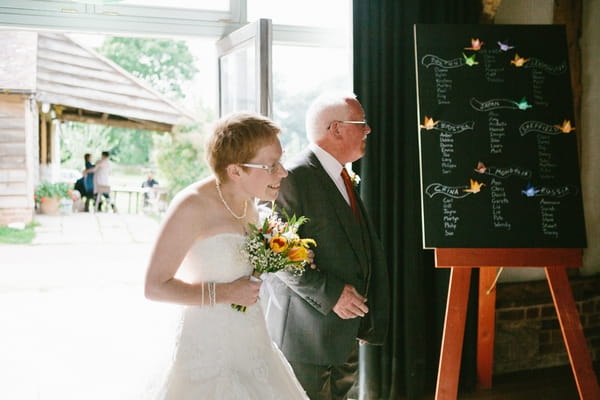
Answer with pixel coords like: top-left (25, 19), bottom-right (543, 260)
top-left (225, 276), bottom-right (262, 306)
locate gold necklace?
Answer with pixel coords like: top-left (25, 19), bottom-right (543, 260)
top-left (215, 182), bottom-right (247, 220)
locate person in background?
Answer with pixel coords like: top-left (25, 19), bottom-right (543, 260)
top-left (142, 170), bottom-right (159, 208)
top-left (261, 93), bottom-right (390, 400)
top-left (93, 151), bottom-right (116, 212)
top-left (82, 153), bottom-right (95, 212)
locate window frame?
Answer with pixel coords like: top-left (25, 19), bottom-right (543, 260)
top-left (0, 0), bottom-right (348, 47)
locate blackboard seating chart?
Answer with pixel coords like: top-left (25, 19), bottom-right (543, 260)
top-left (415, 24), bottom-right (586, 249)
top-left (414, 24), bottom-right (598, 400)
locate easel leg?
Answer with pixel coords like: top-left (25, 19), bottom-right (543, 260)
top-left (545, 267), bottom-right (600, 400)
top-left (477, 267), bottom-right (497, 389)
top-left (435, 267), bottom-right (472, 400)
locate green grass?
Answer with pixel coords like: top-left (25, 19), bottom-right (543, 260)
top-left (0, 222), bottom-right (39, 245)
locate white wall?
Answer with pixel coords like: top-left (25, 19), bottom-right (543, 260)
top-left (494, 0), bottom-right (554, 23)
top-left (580, 0), bottom-right (600, 275)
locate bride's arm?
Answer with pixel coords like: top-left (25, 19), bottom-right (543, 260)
top-left (144, 189), bottom-right (206, 304)
top-left (144, 188), bottom-right (261, 307)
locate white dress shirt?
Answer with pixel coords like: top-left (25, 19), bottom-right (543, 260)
top-left (309, 142), bottom-right (351, 206)
top-left (93, 158), bottom-right (112, 187)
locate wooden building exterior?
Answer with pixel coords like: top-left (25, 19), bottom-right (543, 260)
top-left (0, 30), bottom-right (194, 226)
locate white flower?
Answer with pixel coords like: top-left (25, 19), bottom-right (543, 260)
top-left (350, 172), bottom-right (361, 187)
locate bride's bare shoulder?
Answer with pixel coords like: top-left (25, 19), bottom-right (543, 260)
top-left (166, 178), bottom-right (217, 217)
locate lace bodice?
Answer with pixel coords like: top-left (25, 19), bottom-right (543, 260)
top-left (157, 233), bottom-right (308, 400)
top-left (177, 233), bottom-right (251, 283)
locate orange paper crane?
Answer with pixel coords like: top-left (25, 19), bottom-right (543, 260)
top-left (420, 116), bottom-right (439, 130)
top-left (510, 54), bottom-right (529, 67)
top-left (464, 38), bottom-right (484, 50)
top-left (463, 179), bottom-right (485, 193)
top-left (555, 120), bottom-right (576, 133)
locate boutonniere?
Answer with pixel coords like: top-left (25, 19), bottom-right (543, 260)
top-left (349, 171), bottom-right (361, 187)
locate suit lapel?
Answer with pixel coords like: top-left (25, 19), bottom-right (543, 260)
top-left (306, 152), bottom-right (369, 270)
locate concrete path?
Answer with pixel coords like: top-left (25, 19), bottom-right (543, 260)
top-left (1, 212), bottom-right (178, 399)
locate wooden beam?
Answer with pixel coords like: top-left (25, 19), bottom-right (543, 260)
top-left (545, 268), bottom-right (600, 399)
top-left (435, 248), bottom-right (582, 268)
top-left (477, 267), bottom-right (497, 389)
top-left (59, 113), bottom-right (172, 132)
top-left (40, 114), bottom-right (47, 164)
top-left (435, 267), bottom-right (472, 400)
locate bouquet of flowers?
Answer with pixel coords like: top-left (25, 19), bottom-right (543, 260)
top-left (232, 209), bottom-right (316, 312)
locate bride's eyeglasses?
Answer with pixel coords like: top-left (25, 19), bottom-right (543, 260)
top-left (240, 157), bottom-right (286, 175)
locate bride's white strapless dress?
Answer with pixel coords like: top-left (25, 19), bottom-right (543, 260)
top-left (156, 233), bottom-right (308, 400)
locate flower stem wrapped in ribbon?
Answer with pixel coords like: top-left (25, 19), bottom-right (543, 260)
top-left (232, 209), bottom-right (316, 312)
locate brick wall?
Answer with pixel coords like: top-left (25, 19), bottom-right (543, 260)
top-left (494, 274), bottom-right (600, 374)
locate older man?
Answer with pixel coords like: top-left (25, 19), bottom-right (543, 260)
top-left (263, 93), bottom-right (390, 400)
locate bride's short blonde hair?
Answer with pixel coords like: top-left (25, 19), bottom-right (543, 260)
top-left (205, 112), bottom-right (281, 182)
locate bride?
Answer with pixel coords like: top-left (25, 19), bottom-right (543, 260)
top-left (144, 113), bottom-right (308, 399)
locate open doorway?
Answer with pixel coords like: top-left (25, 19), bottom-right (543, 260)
top-left (0, 1), bottom-right (352, 398)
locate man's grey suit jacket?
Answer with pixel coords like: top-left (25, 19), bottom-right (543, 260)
top-left (262, 149), bottom-right (390, 365)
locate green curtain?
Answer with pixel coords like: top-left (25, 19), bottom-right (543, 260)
top-left (353, 1), bottom-right (482, 398)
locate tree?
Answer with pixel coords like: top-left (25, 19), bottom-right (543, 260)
top-left (59, 122), bottom-right (119, 170)
top-left (98, 37), bottom-right (198, 100)
top-left (154, 133), bottom-right (209, 198)
top-left (108, 128), bottom-right (156, 165)
top-left (59, 36), bottom-right (202, 174)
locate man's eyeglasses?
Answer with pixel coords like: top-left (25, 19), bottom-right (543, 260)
top-left (240, 159), bottom-right (285, 175)
top-left (327, 120), bottom-right (368, 129)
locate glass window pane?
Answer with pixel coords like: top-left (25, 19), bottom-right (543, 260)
top-left (248, 0), bottom-right (350, 29)
top-left (118, 0), bottom-right (229, 11)
top-left (220, 43), bottom-right (257, 115)
top-left (273, 44), bottom-right (352, 157)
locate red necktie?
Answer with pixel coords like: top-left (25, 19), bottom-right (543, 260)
top-left (341, 168), bottom-right (360, 221)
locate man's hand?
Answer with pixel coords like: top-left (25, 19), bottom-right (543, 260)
top-left (332, 284), bottom-right (368, 319)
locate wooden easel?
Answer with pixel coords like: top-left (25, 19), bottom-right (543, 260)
top-left (434, 248), bottom-right (600, 400)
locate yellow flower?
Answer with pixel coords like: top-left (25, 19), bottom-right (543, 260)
top-left (300, 238), bottom-right (317, 248)
top-left (269, 236), bottom-right (288, 253)
top-left (288, 246), bottom-right (308, 262)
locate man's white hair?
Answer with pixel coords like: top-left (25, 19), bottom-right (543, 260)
top-left (305, 92), bottom-right (357, 142)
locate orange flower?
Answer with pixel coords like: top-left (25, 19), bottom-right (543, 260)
top-left (40, 196), bottom-right (50, 203)
top-left (288, 246), bottom-right (308, 262)
top-left (269, 236), bottom-right (288, 253)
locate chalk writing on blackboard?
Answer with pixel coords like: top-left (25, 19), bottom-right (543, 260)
top-left (482, 48), bottom-right (504, 83)
top-left (540, 199), bottom-right (560, 238)
top-left (488, 112), bottom-right (506, 154)
top-left (490, 179), bottom-right (511, 230)
top-left (474, 162), bottom-right (532, 179)
top-left (415, 24), bottom-right (586, 248)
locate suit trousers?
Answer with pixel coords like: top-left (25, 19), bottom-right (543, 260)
top-left (289, 344), bottom-right (359, 400)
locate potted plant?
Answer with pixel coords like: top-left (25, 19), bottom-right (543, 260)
top-left (35, 181), bottom-right (74, 215)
